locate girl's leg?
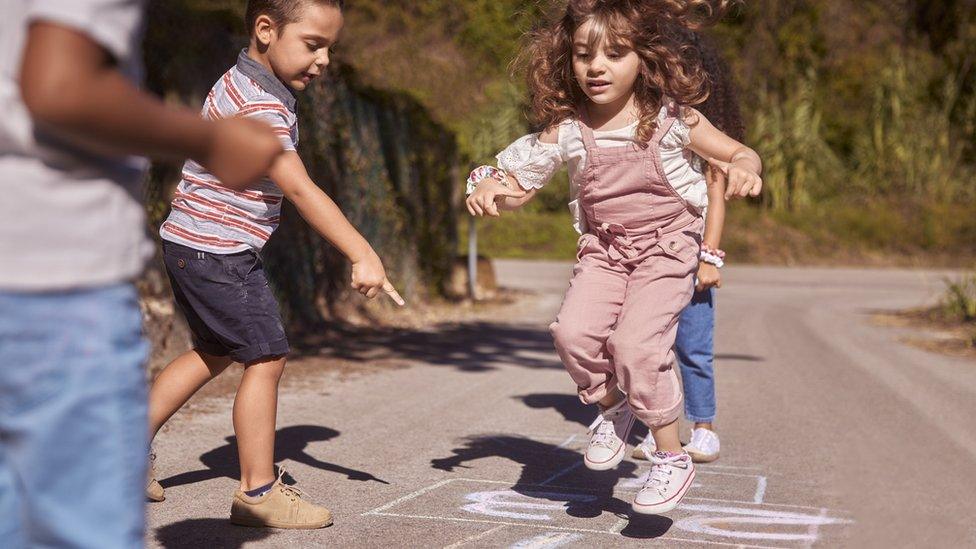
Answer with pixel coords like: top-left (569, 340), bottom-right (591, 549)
top-left (599, 387), bottom-right (626, 409)
top-left (650, 419), bottom-right (683, 453)
top-left (148, 349), bottom-right (234, 440)
top-left (674, 288), bottom-right (716, 429)
top-left (607, 252), bottom-right (696, 432)
top-left (234, 356), bottom-right (286, 491)
top-left (550, 238), bottom-right (629, 405)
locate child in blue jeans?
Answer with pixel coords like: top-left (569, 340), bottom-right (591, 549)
top-left (625, 28), bottom-right (743, 464)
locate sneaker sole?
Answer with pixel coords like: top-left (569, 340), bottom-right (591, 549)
top-left (230, 515), bottom-right (333, 529)
top-left (631, 468), bottom-right (696, 515)
top-left (687, 450), bottom-right (719, 464)
top-left (584, 415), bottom-right (636, 471)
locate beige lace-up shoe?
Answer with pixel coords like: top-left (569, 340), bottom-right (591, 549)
top-left (146, 452), bottom-right (165, 502)
top-left (230, 468), bottom-right (333, 529)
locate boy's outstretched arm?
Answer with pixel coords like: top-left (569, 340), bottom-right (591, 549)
top-left (269, 152), bottom-right (404, 305)
top-left (19, 22), bottom-right (283, 189)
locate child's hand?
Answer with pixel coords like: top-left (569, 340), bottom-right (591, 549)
top-left (466, 178), bottom-right (526, 217)
top-left (708, 158), bottom-right (763, 200)
top-left (201, 118), bottom-right (284, 190)
top-left (695, 262), bottom-right (722, 292)
top-left (351, 251), bottom-right (405, 306)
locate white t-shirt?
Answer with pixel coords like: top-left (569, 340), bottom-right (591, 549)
top-left (0, 0), bottom-right (153, 290)
top-left (496, 105), bottom-right (707, 234)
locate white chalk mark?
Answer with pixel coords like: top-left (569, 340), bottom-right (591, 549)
top-left (363, 478), bottom-right (456, 515)
top-left (443, 525), bottom-right (507, 549)
top-left (608, 518), bottom-right (628, 534)
top-left (539, 461), bottom-right (584, 485)
top-left (697, 471), bottom-right (769, 479)
top-left (684, 496), bottom-right (842, 512)
top-left (509, 532), bottom-right (584, 549)
top-left (462, 490), bottom-right (598, 521)
top-left (696, 464), bottom-right (763, 471)
top-left (369, 511), bottom-right (783, 549)
top-left (364, 476), bottom-right (852, 548)
top-left (674, 503), bottom-right (853, 542)
top-left (804, 507), bottom-right (829, 548)
top-left (555, 434), bottom-right (577, 449)
top-left (753, 476), bottom-right (767, 504)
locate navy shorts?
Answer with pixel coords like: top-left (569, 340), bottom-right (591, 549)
top-left (162, 240), bottom-right (289, 364)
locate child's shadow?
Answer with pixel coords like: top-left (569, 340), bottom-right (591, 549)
top-left (154, 518), bottom-right (274, 549)
top-left (161, 424), bottom-right (388, 488)
top-left (431, 435), bottom-right (671, 538)
top-left (515, 393), bottom-right (649, 444)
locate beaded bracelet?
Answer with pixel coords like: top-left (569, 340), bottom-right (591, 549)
top-left (701, 244), bottom-right (726, 259)
top-left (466, 165), bottom-right (511, 196)
top-left (699, 244), bottom-right (726, 268)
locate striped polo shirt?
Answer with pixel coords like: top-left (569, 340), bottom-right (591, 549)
top-left (160, 49), bottom-right (298, 254)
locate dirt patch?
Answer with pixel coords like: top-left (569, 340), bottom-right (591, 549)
top-left (874, 310), bottom-right (976, 360)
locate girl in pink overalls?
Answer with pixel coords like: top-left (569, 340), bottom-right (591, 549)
top-left (467, 0), bottom-right (762, 515)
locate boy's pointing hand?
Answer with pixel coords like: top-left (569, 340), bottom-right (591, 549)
top-left (382, 279), bottom-right (405, 307)
top-left (351, 252), bottom-right (406, 307)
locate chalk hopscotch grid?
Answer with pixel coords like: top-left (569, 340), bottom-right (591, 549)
top-left (361, 477), bottom-right (850, 549)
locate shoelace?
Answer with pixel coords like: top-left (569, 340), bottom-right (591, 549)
top-left (280, 484), bottom-right (306, 502)
top-left (273, 467), bottom-right (306, 502)
top-left (643, 453), bottom-right (688, 493)
top-left (589, 418), bottom-right (619, 448)
top-left (589, 405), bottom-right (627, 448)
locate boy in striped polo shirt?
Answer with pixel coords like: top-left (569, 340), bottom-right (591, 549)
top-left (149, 0), bottom-right (402, 529)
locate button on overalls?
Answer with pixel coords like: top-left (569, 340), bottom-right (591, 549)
top-left (549, 105), bottom-right (704, 427)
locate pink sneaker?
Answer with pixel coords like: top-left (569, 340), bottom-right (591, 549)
top-left (583, 399), bottom-right (635, 471)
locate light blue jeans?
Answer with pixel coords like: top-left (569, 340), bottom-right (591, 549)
top-left (0, 285), bottom-right (148, 549)
top-left (675, 288), bottom-right (716, 424)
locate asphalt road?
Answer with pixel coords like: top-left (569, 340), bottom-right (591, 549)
top-left (146, 261), bottom-right (976, 548)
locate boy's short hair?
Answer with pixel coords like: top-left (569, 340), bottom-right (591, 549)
top-left (245, 0), bottom-right (344, 34)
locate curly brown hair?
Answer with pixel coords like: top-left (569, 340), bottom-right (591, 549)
top-left (674, 27), bottom-right (744, 141)
top-left (522, 0), bottom-right (737, 145)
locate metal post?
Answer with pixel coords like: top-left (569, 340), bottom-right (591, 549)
top-left (468, 214), bottom-right (478, 300)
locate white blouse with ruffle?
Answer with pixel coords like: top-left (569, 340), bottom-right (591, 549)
top-left (495, 105), bottom-right (707, 234)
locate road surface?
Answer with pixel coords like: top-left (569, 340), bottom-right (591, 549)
top-left (146, 261), bottom-right (976, 548)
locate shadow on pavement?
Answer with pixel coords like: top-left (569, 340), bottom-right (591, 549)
top-left (715, 353), bottom-right (764, 362)
top-left (292, 322), bottom-right (562, 372)
top-left (153, 518), bottom-right (276, 548)
top-left (620, 514), bottom-right (675, 539)
top-left (431, 435), bottom-right (672, 538)
top-left (515, 393), bottom-right (649, 444)
top-left (161, 424), bottom-right (388, 489)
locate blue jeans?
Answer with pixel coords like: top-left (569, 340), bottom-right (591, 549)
top-left (675, 288), bottom-right (716, 423)
top-left (0, 285), bottom-right (148, 549)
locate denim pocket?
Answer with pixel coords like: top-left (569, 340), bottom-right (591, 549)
top-left (226, 251), bottom-right (260, 282)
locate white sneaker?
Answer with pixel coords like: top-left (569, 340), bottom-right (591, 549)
top-left (584, 399), bottom-right (635, 471)
top-left (632, 452), bottom-right (696, 515)
top-left (631, 431), bottom-right (656, 460)
top-left (683, 428), bottom-right (720, 463)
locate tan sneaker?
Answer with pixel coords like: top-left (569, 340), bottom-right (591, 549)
top-left (146, 452), bottom-right (165, 502)
top-left (230, 468), bottom-right (333, 529)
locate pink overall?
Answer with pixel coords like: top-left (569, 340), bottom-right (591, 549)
top-left (549, 106), bottom-right (704, 428)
